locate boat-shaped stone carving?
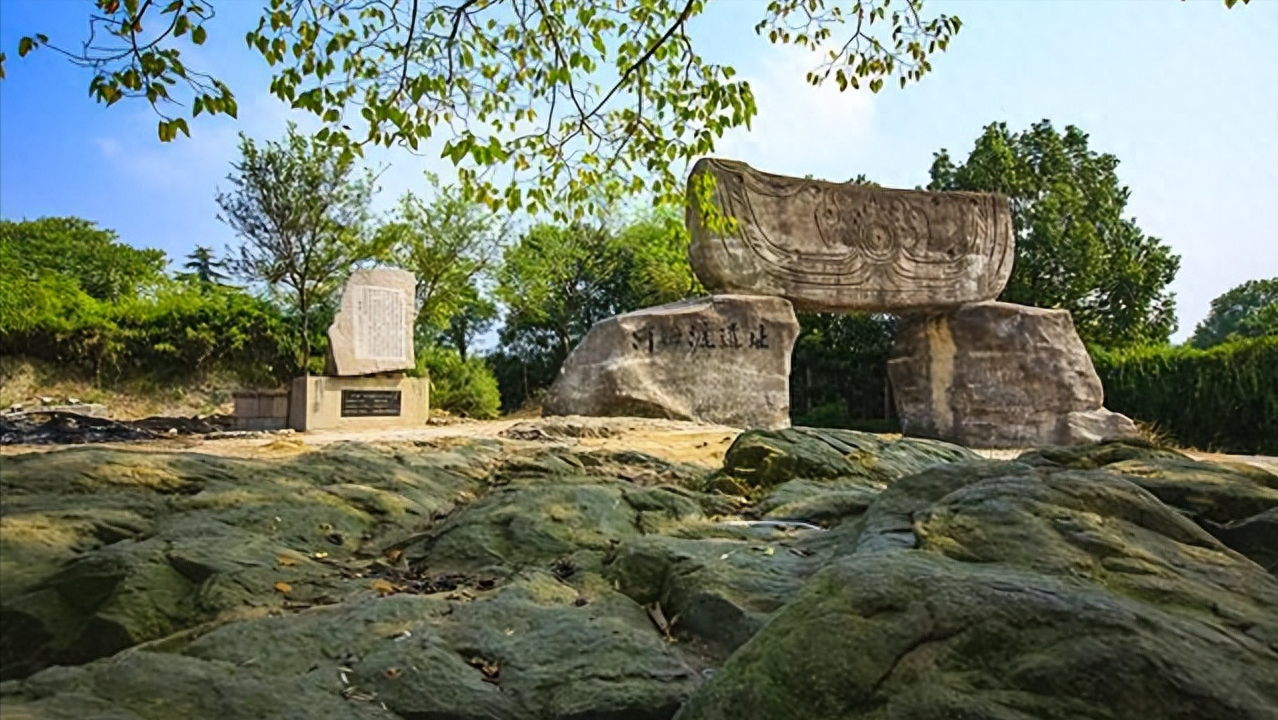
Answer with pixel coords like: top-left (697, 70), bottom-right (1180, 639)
top-left (686, 158), bottom-right (1015, 311)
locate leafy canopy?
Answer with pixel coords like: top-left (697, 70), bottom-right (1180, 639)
top-left (6, 0), bottom-right (964, 219)
top-left (929, 120), bottom-right (1181, 347)
top-left (0, 217), bottom-right (294, 384)
top-left (490, 209), bottom-right (701, 407)
top-left (378, 176), bottom-right (505, 337)
top-left (0, 217), bottom-right (167, 302)
top-left (1189, 277), bottom-right (1278, 349)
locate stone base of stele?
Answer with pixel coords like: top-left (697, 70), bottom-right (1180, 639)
top-left (287, 375), bottom-right (429, 432)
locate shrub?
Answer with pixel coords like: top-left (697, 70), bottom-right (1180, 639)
top-left (416, 346), bottom-right (502, 419)
top-left (793, 401), bottom-right (902, 434)
top-left (1091, 336), bottom-right (1278, 454)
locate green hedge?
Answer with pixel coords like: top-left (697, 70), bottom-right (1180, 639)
top-left (1091, 336), bottom-right (1278, 454)
top-left (0, 276), bottom-right (297, 386)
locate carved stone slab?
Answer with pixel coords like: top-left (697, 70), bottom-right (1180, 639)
top-left (543, 295), bottom-right (799, 430)
top-left (887, 301), bottom-right (1139, 448)
top-left (326, 267), bottom-right (416, 376)
top-left (686, 158), bottom-right (1015, 312)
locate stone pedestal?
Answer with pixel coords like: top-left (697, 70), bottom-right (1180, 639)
top-left (544, 295), bottom-right (799, 430)
top-left (288, 375), bottom-right (429, 432)
top-left (887, 301), bottom-right (1139, 448)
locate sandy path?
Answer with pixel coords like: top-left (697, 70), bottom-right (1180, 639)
top-left (2, 417), bottom-right (1275, 474)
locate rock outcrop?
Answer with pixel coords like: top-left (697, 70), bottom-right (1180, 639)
top-left (679, 443), bottom-right (1278, 720)
top-left (3, 427), bottom-right (1275, 719)
top-left (544, 295), bottom-right (799, 429)
top-left (685, 158), bottom-right (1015, 311)
top-left (888, 301), bottom-right (1140, 447)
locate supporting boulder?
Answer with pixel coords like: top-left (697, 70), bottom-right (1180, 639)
top-left (888, 301), bottom-right (1139, 447)
top-left (543, 295), bottom-right (799, 430)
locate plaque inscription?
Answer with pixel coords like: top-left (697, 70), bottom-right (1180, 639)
top-left (353, 285), bottom-right (408, 361)
top-left (340, 390), bottom-right (403, 417)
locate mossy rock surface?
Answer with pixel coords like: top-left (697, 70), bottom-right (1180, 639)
top-left (4, 433), bottom-right (1277, 720)
top-left (0, 442), bottom-right (498, 680)
top-left (720, 427), bottom-right (977, 491)
top-left (677, 456), bottom-right (1278, 720)
top-left (1018, 441), bottom-right (1278, 570)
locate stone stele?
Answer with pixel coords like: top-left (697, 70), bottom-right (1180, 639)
top-left (686, 158), bottom-right (1015, 312)
top-left (887, 301), bottom-right (1140, 448)
top-left (326, 267), bottom-right (416, 376)
top-left (543, 295), bottom-right (799, 430)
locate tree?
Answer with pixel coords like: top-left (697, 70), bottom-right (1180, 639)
top-left (217, 123), bottom-right (380, 373)
top-left (0, 217), bottom-right (295, 384)
top-left (928, 120), bottom-right (1181, 347)
top-left (1189, 277), bottom-right (1278, 348)
top-left (178, 245), bottom-right (230, 286)
top-left (490, 209), bottom-right (701, 407)
top-left (377, 177), bottom-right (505, 341)
top-left (5, 0), bottom-right (966, 220)
top-left (438, 283), bottom-right (498, 361)
top-left (0, 217), bottom-right (166, 302)
top-left (608, 207), bottom-right (704, 308)
top-left (496, 222), bottom-right (621, 360)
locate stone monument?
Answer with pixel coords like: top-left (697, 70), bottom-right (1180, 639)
top-left (544, 295), bottom-right (799, 429)
top-left (287, 268), bottom-right (429, 432)
top-left (686, 158), bottom-right (1015, 311)
top-left (679, 158), bottom-right (1138, 446)
top-left (543, 157), bottom-right (1137, 444)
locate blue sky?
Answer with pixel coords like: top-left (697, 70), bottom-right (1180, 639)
top-left (2, 0), bottom-right (1276, 343)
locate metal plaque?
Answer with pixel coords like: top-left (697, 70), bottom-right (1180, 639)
top-left (340, 390), bottom-right (402, 417)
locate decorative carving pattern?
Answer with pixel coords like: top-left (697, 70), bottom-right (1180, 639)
top-left (687, 158), bottom-right (1015, 311)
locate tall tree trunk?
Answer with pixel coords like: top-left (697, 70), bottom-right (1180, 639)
top-left (299, 293), bottom-right (311, 377)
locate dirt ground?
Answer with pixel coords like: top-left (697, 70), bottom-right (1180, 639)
top-left (0, 357), bottom-right (237, 420)
top-left (3, 416), bottom-right (1275, 475)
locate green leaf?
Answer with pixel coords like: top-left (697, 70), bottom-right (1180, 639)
top-left (192, 24), bottom-right (207, 45)
top-left (17, 37), bottom-right (35, 57)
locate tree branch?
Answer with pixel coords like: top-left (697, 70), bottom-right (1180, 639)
top-left (584, 0), bottom-right (697, 122)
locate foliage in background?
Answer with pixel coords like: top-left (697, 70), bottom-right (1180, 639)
top-left (1188, 277), bottom-right (1278, 349)
top-left (0, 218), bottom-right (293, 385)
top-left (1, 217), bottom-right (166, 301)
top-left (491, 209), bottom-right (702, 409)
top-left (5, 0), bottom-right (963, 222)
top-left (414, 346), bottom-right (501, 420)
top-left (1092, 337), bottom-right (1278, 454)
top-left (217, 122), bottom-right (382, 374)
top-left (790, 312), bottom-right (898, 427)
top-left (437, 285), bottom-right (498, 362)
top-left (929, 120), bottom-right (1181, 347)
top-left (178, 245), bottom-right (231, 286)
top-left (379, 177), bottom-right (504, 341)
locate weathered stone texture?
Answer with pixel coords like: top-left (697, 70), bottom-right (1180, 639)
top-left (543, 295), bottom-right (799, 429)
top-left (326, 267), bottom-right (416, 376)
top-left (686, 158), bottom-right (1015, 312)
top-left (887, 301), bottom-right (1139, 447)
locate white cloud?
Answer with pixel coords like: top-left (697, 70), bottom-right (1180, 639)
top-left (712, 47), bottom-right (877, 180)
